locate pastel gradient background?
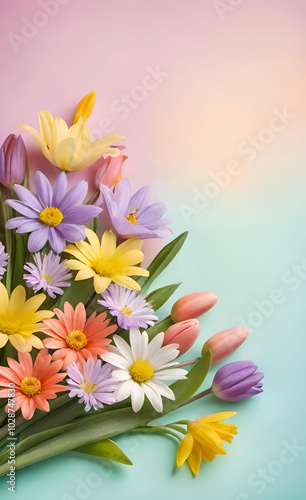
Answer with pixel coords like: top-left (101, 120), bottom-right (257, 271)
top-left (0, 0), bottom-right (306, 499)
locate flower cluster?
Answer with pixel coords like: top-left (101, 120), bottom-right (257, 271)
top-left (0, 92), bottom-right (264, 479)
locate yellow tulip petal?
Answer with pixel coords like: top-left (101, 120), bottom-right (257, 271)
top-left (55, 137), bottom-right (76, 171)
top-left (176, 434), bottom-right (194, 468)
top-left (187, 441), bottom-right (202, 476)
top-left (200, 412), bottom-right (237, 423)
top-left (19, 124), bottom-right (54, 164)
top-left (73, 90), bottom-right (96, 125)
top-left (38, 110), bottom-right (54, 147)
top-left (75, 135), bottom-right (126, 170)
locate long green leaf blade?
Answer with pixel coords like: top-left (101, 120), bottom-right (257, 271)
top-left (74, 439), bottom-right (132, 465)
top-left (146, 283), bottom-right (181, 311)
top-left (137, 232), bottom-right (188, 292)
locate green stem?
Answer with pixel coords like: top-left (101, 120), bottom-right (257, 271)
top-left (175, 388), bottom-right (212, 409)
top-left (175, 358), bottom-right (199, 368)
top-left (131, 425), bottom-right (182, 442)
top-left (166, 424), bottom-right (187, 435)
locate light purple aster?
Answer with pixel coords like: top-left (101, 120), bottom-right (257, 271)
top-left (66, 358), bottom-right (118, 412)
top-left (0, 242), bottom-right (9, 279)
top-left (97, 177), bottom-right (172, 239)
top-left (211, 360), bottom-right (264, 401)
top-left (98, 284), bottom-right (158, 330)
top-left (5, 171), bottom-right (102, 253)
top-left (23, 251), bottom-right (72, 299)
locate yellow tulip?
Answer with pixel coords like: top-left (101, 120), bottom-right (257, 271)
top-left (20, 91), bottom-right (126, 172)
top-left (176, 412), bottom-right (238, 475)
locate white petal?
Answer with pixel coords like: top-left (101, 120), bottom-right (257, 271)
top-left (154, 368), bottom-right (188, 380)
top-left (130, 329), bottom-right (147, 360)
top-left (131, 383), bottom-right (145, 412)
top-left (145, 332), bottom-right (164, 359)
top-left (113, 336), bottom-right (133, 363)
top-left (147, 379), bottom-right (175, 400)
top-left (117, 379), bottom-right (134, 401)
top-left (112, 369), bottom-right (131, 381)
top-left (142, 383), bottom-right (163, 413)
top-left (101, 352), bottom-right (130, 370)
top-left (150, 344), bottom-right (180, 369)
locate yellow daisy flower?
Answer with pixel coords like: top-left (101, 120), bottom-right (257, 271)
top-left (176, 412), bottom-right (238, 475)
top-left (0, 283), bottom-right (54, 352)
top-left (65, 228), bottom-right (149, 294)
top-left (20, 91), bottom-right (126, 172)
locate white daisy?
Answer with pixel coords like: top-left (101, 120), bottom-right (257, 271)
top-left (101, 329), bottom-right (187, 413)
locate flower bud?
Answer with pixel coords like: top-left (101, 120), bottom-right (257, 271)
top-left (211, 360), bottom-right (264, 401)
top-left (94, 153), bottom-right (127, 189)
top-left (202, 327), bottom-right (249, 365)
top-left (163, 319), bottom-right (200, 355)
top-left (0, 134), bottom-right (27, 189)
top-left (171, 292), bottom-right (218, 322)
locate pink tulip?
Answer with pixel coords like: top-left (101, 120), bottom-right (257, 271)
top-left (94, 152), bottom-right (127, 189)
top-left (201, 327), bottom-right (249, 365)
top-left (171, 292), bottom-right (218, 322)
top-left (163, 319), bottom-right (200, 355)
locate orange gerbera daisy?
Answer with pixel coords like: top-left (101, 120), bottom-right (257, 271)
top-left (43, 302), bottom-right (117, 370)
top-left (0, 350), bottom-right (66, 420)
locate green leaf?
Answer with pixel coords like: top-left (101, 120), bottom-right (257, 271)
top-left (137, 232), bottom-right (188, 292)
top-left (146, 283), bottom-right (181, 311)
top-left (53, 278), bottom-right (94, 310)
top-left (74, 439), bottom-right (133, 465)
top-left (11, 233), bottom-right (27, 289)
top-left (164, 350), bottom-right (212, 409)
top-left (146, 316), bottom-right (174, 340)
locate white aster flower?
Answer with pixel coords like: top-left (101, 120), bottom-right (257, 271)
top-left (101, 329), bottom-right (187, 413)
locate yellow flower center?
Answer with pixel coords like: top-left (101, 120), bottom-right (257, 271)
top-left (92, 259), bottom-right (113, 278)
top-left (120, 305), bottom-right (133, 316)
top-left (66, 330), bottom-right (87, 351)
top-left (80, 381), bottom-right (97, 394)
top-left (124, 209), bottom-right (137, 225)
top-left (20, 377), bottom-right (41, 397)
top-left (42, 273), bottom-right (53, 284)
top-left (0, 314), bottom-right (20, 335)
top-left (39, 207), bottom-right (64, 227)
top-left (129, 359), bottom-right (153, 383)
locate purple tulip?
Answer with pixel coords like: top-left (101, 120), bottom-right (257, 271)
top-left (211, 360), bottom-right (264, 401)
top-left (97, 177), bottom-right (172, 240)
top-left (0, 134), bottom-right (27, 189)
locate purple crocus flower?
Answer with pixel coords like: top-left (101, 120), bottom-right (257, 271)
top-left (23, 251), bottom-right (72, 298)
top-left (66, 358), bottom-right (118, 412)
top-left (98, 177), bottom-right (172, 239)
top-left (98, 283), bottom-right (158, 330)
top-left (0, 134), bottom-right (27, 189)
top-left (211, 360), bottom-right (264, 401)
top-left (5, 171), bottom-right (102, 253)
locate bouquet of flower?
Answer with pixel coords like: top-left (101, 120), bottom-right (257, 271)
top-left (0, 92), bottom-right (264, 479)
